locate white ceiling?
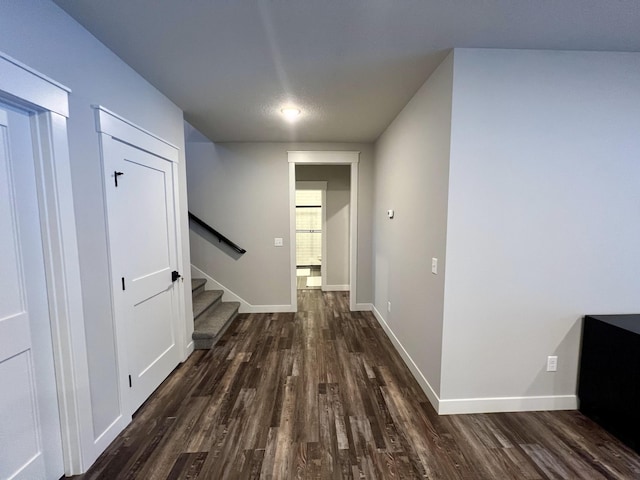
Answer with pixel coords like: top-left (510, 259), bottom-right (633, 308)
top-left (53, 0), bottom-right (640, 143)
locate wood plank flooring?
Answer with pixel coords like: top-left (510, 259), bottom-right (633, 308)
top-left (75, 291), bottom-right (640, 479)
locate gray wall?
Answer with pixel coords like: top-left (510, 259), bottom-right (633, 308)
top-left (185, 134), bottom-right (374, 306)
top-left (373, 48), bottom-right (640, 411)
top-left (0, 0), bottom-right (190, 445)
top-left (373, 53), bottom-right (454, 397)
top-left (297, 165), bottom-right (351, 288)
top-left (441, 49), bottom-right (640, 402)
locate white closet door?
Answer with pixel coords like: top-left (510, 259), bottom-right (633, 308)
top-left (0, 105), bottom-right (64, 479)
top-left (103, 137), bottom-right (181, 414)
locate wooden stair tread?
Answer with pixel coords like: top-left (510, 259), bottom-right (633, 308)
top-left (192, 289), bottom-right (222, 320)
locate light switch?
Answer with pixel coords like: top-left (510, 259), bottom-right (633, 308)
top-left (387, 209), bottom-right (394, 219)
top-left (431, 258), bottom-right (438, 274)
top-left (274, 237), bottom-right (283, 247)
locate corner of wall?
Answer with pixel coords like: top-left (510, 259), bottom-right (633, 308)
top-left (371, 306), bottom-right (441, 411)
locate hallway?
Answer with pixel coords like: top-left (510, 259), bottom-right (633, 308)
top-left (76, 291), bottom-right (640, 479)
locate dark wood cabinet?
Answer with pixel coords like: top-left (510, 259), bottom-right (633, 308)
top-left (578, 314), bottom-right (640, 454)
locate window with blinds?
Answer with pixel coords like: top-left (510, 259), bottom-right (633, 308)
top-left (295, 190), bottom-right (322, 266)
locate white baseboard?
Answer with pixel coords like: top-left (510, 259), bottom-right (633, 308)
top-left (91, 414), bottom-right (129, 463)
top-left (371, 305), bottom-right (578, 415)
top-left (372, 306), bottom-right (441, 411)
top-left (183, 341), bottom-right (194, 361)
top-left (191, 265), bottom-right (295, 313)
top-left (322, 284), bottom-right (349, 292)
top-left (438, 394), bottom-right (578, 415)
top-left (352, 302), bottom-right (373, 312)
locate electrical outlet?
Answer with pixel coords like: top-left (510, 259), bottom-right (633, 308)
top-left (547, 355), bottom-right (558, 372)
top-left (274, 237), bottom-right (283, 247)
top-left (387, 301), bottom-right (391, 313)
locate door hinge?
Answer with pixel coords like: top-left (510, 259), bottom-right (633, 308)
top-left (171, 270), bottom-right (181, 282)
top-left (114, 171), bottom-right (124, 187)
top-left (128, 375), bottom-right (132, 388)
top-left (121, 277), bottom-right (125, 291)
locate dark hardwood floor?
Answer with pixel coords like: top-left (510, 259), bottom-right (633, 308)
top-left (75, 290), bottom-right (640, 479)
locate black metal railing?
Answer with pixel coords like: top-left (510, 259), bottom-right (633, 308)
top-left (188, 212), bottom-right (247, 254)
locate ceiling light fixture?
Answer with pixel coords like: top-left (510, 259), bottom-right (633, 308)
top-left (281, 107), bottom-right (301, 122)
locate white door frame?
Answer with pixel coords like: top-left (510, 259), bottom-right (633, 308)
top-left (295, 181), bottom-right (327, 288)
top-left (94, 106), bottom-right (185, 419)
top-left (0, 51), bottom-right (94, 474)
top-left (288, 151), bottom-right (360, 311)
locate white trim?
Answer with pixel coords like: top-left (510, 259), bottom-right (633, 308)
top-left (93, 106), bottom-right (179, 162)
top-left (288, 150), bottom-right (360, 164)
top-left (31, 112), bottom-right (98, 473)
top-left (191, 265), bottom-right (296, 313)
top-left (0, 52), bottom-right (93, 475)
top-left (323, 284), bottom-right (350, 292)
top-left (349, 162), bottom-right (358, 312)
top-left (438, 395), bottom-right (578, 415)
top-left (171, 160), bottom-right (190, 363)
top-left (92, 414), bottom-right (124, 446)
top-left (296, 181), bottom-right (327, 289)
top-left (352, 303), bottom-right (373, 312)
top-left (372, 305), bottom-right (441, 411)
top-left (288, 151), bottom-right (360, 312)
top-left (0, 51), bottom-right (70, 93)
top-left (0, 51), bottom-right (70, 117)
top-left (288, 163), bottom-right (297, 311)
top-left (372, 305), bottom-right (578, 415)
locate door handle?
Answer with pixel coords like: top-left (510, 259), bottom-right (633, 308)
top-left (171, 270), bottom-right (181, 282)
top-left (114, 171), bottom-right (124, 187)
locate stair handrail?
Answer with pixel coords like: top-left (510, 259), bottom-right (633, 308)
top-left (188, 211), bottom-right (247, 254)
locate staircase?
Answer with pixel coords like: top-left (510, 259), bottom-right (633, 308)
top-left (191, 278), bottom-right (240, 349)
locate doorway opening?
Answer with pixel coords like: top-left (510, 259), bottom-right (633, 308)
top-left (295, 182), bottom-right (326, 290)
top-left (288, 151), bottom-right (359, 312)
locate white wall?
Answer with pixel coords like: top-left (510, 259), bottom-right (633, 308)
top-left (373, 53), bottom-right (454, 399)
top-left (185, 129), bottom-right (374, 308)
top-left (0, 0), bottom-right (191, 462)
top-left (440, 49), bottom-right (640, 409)
top-left (297, 165), bottom-right (351, 288)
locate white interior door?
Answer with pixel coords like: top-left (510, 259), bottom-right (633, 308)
top-left (0, 105), bottom-right (64, 479)
top-left (103, 138), bottom-right (181, 414)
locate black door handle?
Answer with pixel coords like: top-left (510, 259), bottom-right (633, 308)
top-left (171, 271), bottom-right (181, 282)
top-left (114, 171), bottom-right (124, 187)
